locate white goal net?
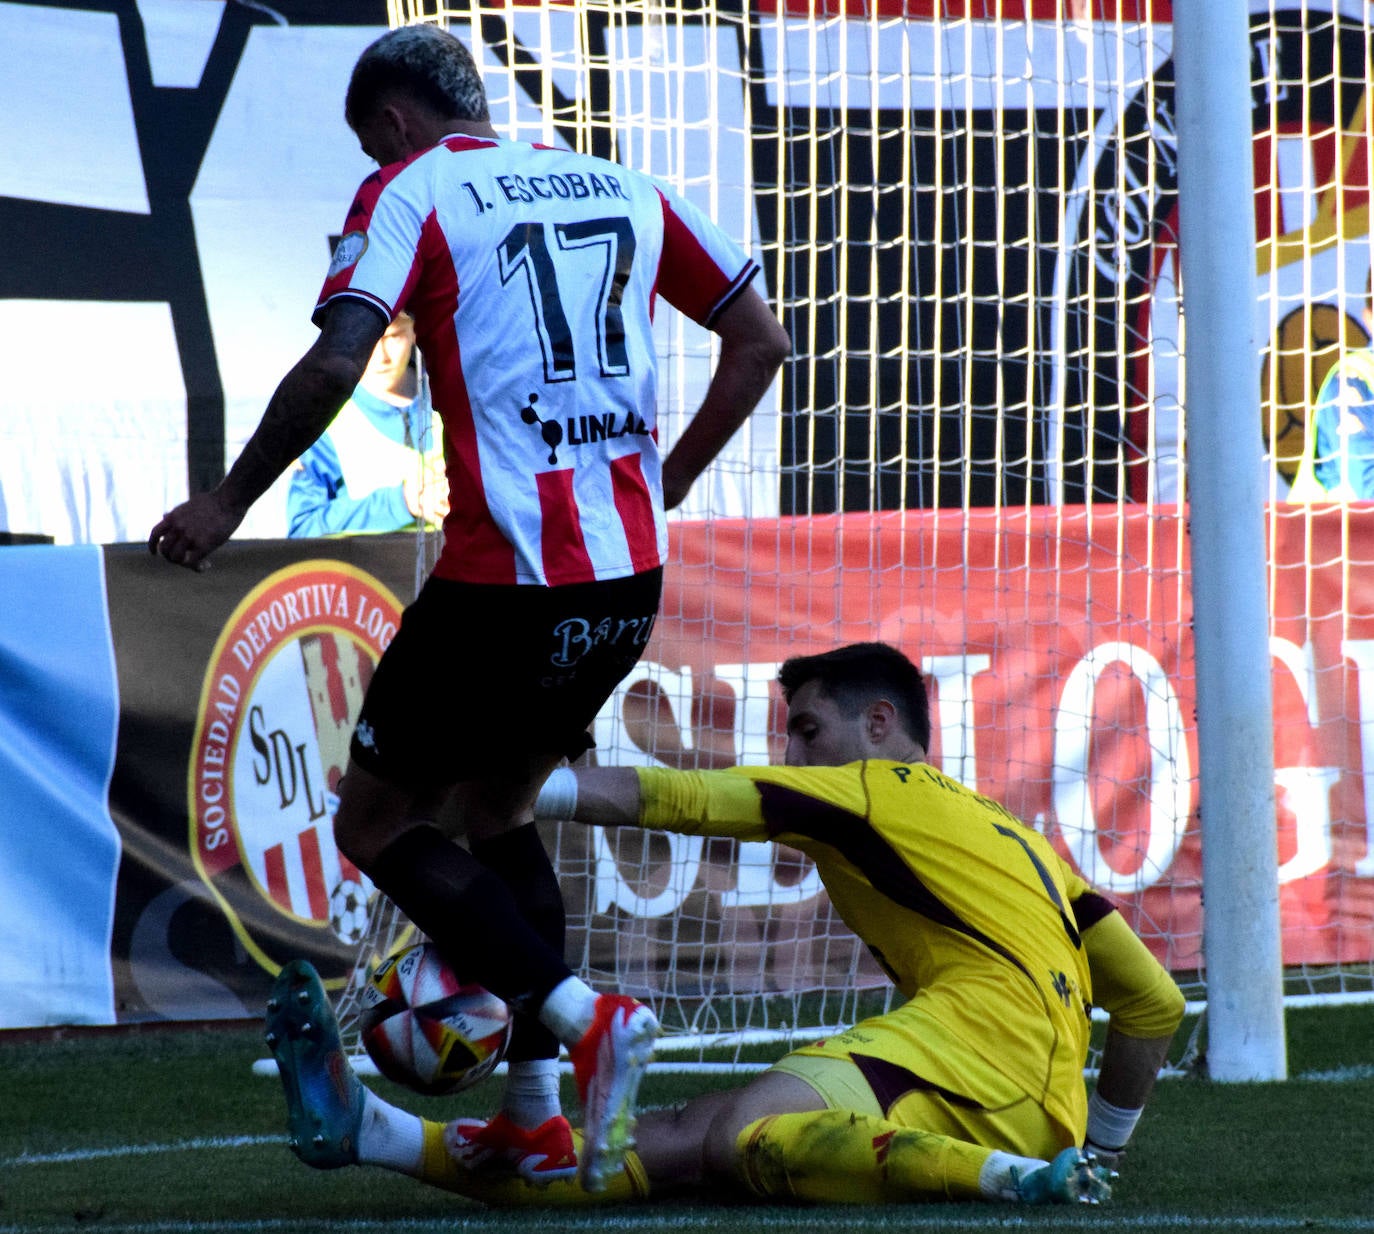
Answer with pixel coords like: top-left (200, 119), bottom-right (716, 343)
top-left (335, 0), bottom-right (1374, 1068)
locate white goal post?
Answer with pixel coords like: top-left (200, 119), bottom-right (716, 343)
top-left (1172, 0), bottom-right (1285, 1081)
top-left (330, 0), bottom-right (1374, 1079)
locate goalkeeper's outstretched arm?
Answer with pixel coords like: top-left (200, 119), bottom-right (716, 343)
top-left (1075, 899), bottom-right (1187, 1166)
top-left (533, 766), bottom-right (641, 827)
top-left (534, 765), bottom-right (775, 844)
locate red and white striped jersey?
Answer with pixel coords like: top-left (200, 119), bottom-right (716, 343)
top-left (316, 135), bottom-right (760, 586)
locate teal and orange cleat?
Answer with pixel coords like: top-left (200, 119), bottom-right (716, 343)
top-left (264, 958), bottom-right (364, 1170)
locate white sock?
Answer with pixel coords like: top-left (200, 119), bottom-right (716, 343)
top-left (539, 975), bottom-right (601, 1044)
top-left (501, 1057), bottom-right (563, 1128)
top-left (978, 1149), bottom-right (1049, 1201)
top-left (1085, 1090), bottom-right (1142, 1152)
top-left (356, 1089), bottom-right (425, 1176)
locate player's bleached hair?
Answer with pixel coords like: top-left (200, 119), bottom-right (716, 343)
top-left (345, 25), bottom-right (489, 129)
top-left (778, 642), bottom-right (932, 751)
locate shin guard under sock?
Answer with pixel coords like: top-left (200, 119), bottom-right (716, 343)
top-left (470, 825), bottom-right (565, 1063)
top-left (367, 825), bottom-right (570, 1017)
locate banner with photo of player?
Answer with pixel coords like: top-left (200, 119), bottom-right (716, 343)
top-left (0, 0), bottom-right (777, 549)
top-left (3, 508), bottom-right (1368, 1028)
top-left (7, 0), bottom-right (1371, 545)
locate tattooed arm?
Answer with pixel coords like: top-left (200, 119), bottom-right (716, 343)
top-left (149, 301), bottom-right (386, 569)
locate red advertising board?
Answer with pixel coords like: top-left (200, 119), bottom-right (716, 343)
top-left (629, 506), bottom-right (1374, 971)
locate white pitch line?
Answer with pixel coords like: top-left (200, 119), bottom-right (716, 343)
top-left (4, 1136), bottom-right (1374, 1234)
top-left (3, 1214), bottom-right (1374, 1234)
top-left (1296, 1062), bottom-right (1374, 1082)
top-left (521, 1217), bottom-right (1374, 1231)
top-left (1, 1134), bottom-right (278, 1167)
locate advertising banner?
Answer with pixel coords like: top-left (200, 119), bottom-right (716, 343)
top-left (51, 506), bottom-right (1367, 1027)
top-left (103, 537), bottom-right (418, 1021)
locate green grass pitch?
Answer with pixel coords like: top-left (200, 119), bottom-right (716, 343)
top-left (2, 1003), bottom-right (1372, 1233)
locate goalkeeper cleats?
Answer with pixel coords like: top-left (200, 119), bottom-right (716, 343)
top-left (568, 994), bottom-right (659, 1192)
top-left (445, 1112), bottom-right (579, 1184)
top-left (265, 958), bottom-right (364, 1170)
top-left (1012, 1147), bottom-right (1115, 1205)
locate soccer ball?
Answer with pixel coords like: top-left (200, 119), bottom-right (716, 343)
top-left (327, 877), bottom-right (371, 946)
top-left (359, 942), bottom-right (512, 1096)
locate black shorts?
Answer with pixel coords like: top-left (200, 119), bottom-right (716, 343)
top-left (349, 568), bottom-right (662, 787)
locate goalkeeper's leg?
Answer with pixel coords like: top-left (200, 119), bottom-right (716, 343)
top-left (734, 1110), bottom-right (1111, 1205)
top-left (689, 1069), bottom-right (995, 1203)
top-left (701, 1064), bottom-right (1112, 1205)
top-left (353, 1092), bottom-right (649, 1205)
top-left (423, 1119), bottom-right (649, 1206)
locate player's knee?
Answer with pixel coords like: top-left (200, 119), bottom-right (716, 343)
top-left (700, 1099), bottom-right (755, 1186)
top-left (333, 809), bottom-right (379, 871)
top-left (331, 769), bottom-right (420, 870)
top-left (332, 792), bottom-right (371, 865)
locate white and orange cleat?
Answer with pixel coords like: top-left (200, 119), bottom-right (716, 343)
top-left (445, 1112), bottom-right (579, 1184)
top-left (568, 994), bottom-right (659, 1192)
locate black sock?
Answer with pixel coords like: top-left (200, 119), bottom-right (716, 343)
top-left (471, 824), bottom-right (566, 1063)
top-left (366, 825), bottom-right (570, 1017)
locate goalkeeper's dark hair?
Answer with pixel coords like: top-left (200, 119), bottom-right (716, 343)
top-left (778, 642), bottom-right (931, 751)
top-left (346, 25), bottom-right (489, 130)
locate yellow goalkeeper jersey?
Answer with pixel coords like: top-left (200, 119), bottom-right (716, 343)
top-left (636, 760), bottom-right (1095, 1130)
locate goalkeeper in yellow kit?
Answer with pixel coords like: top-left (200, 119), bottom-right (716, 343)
top-left (270, 642), bottom-right (1183, 1206)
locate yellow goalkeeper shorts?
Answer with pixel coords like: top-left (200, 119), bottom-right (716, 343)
top-left (769, 1016), bottom-right (1076, 1160)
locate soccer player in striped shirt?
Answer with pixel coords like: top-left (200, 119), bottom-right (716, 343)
top-left (150, 23), bottom-right (789, 1192)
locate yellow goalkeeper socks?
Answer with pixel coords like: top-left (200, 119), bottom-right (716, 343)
top-left (734, 1110), bottom-right (989, 1203)
top-left (417, 1119), bottom-right (649, 1206)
